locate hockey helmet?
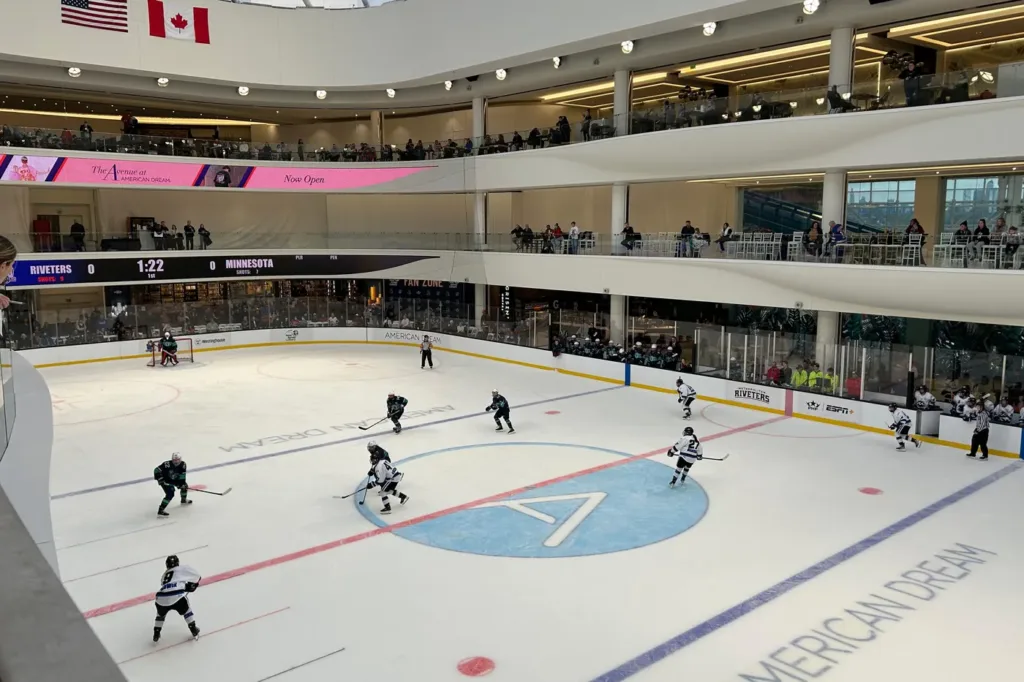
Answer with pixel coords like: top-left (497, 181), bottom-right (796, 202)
top-left (967, 397), bottom-right (977, 405)
top-left (170, 452), bottom-right (182, 463)
top-left (888, 403), bottom-right (897, 412)
top-left (388, 391), bottom-right (395, 397)
top-left (165, 555), bottom-right (180, 570)
top-left (683, 426), bottom-right (694, 436)
top-left (164, 331), bottom-right (171, 339)
top-left (492, 389), bottom-right (499, 396)
top-left (676, 377), bottom-right (683, 387)
top-left (367, 441), bottom-right (377, 451)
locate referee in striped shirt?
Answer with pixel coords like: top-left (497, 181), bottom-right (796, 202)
top-left (966, 406), bottom-right (989, 460)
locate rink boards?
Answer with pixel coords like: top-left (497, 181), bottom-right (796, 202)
top-left (18, 326), bottom-right (1024, 459)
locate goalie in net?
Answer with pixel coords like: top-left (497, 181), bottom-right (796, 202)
top-left (147, 332), bottom-right (194, 367)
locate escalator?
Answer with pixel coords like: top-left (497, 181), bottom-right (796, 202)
top-left (743, 191), bottom-right (882, 234)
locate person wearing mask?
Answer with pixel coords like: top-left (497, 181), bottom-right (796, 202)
top-left (965, 401), bottom-right (990, 460)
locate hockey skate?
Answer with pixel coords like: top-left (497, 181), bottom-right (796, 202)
top-left (180, 499), bottom-right (192, 505)
top-left (495, 424), bottom-right (503, 431)
top-left (913, 438), bottom-right (921, 448)
top-left (380, 504), bottom-right (392, 515)
top-left (158, 509), bottom-right (170, 517)
top-left (966, 452), bottom-right (975, 458)
top-left (896, 442), bottom-right (906, 451)
top-left (189, 623), bottom-right (200, 640)
top-left (399, 493), bottom-right (409, 505)
top-left (153, 628), bottom-right (162, 643)
top-left (507, 426), bottom-right (515, 434)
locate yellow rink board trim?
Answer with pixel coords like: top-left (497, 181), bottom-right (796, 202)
top-left (30, 340), bottom-right (1017, 459)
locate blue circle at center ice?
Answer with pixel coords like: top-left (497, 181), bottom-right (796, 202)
top-left (358, 443), bottom-right (709, 558)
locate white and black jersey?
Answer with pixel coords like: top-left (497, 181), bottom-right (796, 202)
top-left (992, 403), bottom-right (1015, 423)
top-left (156, 565), bottom-right (201, 607)
top-left (952, 393), bottom-right (973, 416)
top-left (890, 408), bottom-right (912, 432)
top-left (677, 381), bottom-right (697, 403)
top-left (670, 435), bottom-right (703, 465)
top-left (913, 390), bottom-right (936, 410)
top-left (372, 459), bottom-right (404, 492)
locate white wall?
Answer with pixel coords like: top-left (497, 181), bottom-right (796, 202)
top-left (0, 186), bottom-right (32, 252)
top-left (325, 194), bottom-right (475, 237)
top-left (0, 353), bottom-right (58, 574)
top-left (0, 0), bottom-right (782, 88)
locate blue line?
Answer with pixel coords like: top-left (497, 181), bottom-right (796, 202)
top-left (590, 460), bottom-right (1023, 682)
top-left (51, 385), bottom-right (623, 500)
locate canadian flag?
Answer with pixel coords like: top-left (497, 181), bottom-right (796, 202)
top-left (148, 0), bottom-right (210, 44)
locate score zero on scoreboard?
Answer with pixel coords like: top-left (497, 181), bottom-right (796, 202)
top-left (8, 253), bottom-right (441, 288)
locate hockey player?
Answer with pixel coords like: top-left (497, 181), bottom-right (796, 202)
top-left (888, 404), bottom-right (921, 451)
top-left (158, 331), bottom-right (179, 367)
top-left (951, 387), bottom-right (972, 417)
top-left (992, 397), bottom-right (1015, 424)
top-left (365, 447), bottom-right (408, 514)
top-left (386, 391), bottom-right (408, 433)
top-left (913, 385), bottom-right (936, 410)
top-left (366, 441), bottom-right (391, 463)
top-left (420, 335), bottom-right (434, 369)
top-left (154, 453), bottom-right (191, 517)
top-left (676, 377), bottom-right (697, 419)
top-left (485, 389), bottom-right (514, 433)
top-left (153, 555), bottom-right (201, 642)
top-left (667, 426), bottom-right (702, 487)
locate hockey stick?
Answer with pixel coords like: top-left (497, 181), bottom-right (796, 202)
top-left (333, 486), bottom-right (369, 500)
top-left (358, 484), bottom-right (369, 506)
top-left (702, 454), bottom-right (730, 461)
top-left (189, 487), bottom-right (232, 496)
top-left (358, 416), bottom-right (390, 431)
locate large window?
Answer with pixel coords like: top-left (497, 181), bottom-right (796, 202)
top-left (845, 180), bottom-right (916, 230)
top-left (943, 176), bottom-right (1005, 230)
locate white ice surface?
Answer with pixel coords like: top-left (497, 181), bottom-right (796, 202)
top-left (42, 345), bottom-right (1024, 682)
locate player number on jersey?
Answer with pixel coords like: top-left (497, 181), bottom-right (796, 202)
top-left (476, 492), bottom-right (607, 547)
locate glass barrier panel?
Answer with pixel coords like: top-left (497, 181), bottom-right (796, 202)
top-left (862, 345), bottom-right (912, 401)
top-left (930, 347), bottom-right (1004, 402)
top-left (693, 325), bottom-right (726, 378)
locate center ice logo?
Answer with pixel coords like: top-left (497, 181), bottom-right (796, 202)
top-left (356, 442), bottom-right (710, 558)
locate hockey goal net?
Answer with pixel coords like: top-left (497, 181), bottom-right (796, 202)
top-left (147, 337), bottom-right (194, 367)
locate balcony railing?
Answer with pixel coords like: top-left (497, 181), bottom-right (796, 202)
top-left (0, 64), bottom-right (1011, 165)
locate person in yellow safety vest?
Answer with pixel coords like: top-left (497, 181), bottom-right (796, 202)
top-left (821, 367), bottom-right (837, 393)
top-left (808, 365), bottom-right (823, 390)
top-left (792, 364), bottom-right (808, 388)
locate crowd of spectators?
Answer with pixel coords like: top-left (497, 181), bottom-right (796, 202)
top-left (510, 222), bottom-right (594, 254)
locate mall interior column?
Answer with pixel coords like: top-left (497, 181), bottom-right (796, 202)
top-left (371, 111), bottom-right (384, 147)
top-left (472, 96), bottom-right (485, 149)
top-left (474, 192), bottom-right (487, 247)
top-left (815, 310), bottom-right (840, 372)
top-left (610, 183), bottom-right (629, 252)
top-left (610, 295), bottom-right (625, 345)
top-left (828, 27), bottom-right (855, 90)
top-left (613, 70), bottom-right (631, 136)
top-left (822, 170), bottom-right (847, 228)
top-left (475, 285), bottom-right (485, 327)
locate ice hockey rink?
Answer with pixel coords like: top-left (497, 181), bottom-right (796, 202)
top-left (42, 344), bottom-right (1024, 682)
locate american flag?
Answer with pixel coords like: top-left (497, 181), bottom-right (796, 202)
top-left (61, 0), bottom-right (129, 33)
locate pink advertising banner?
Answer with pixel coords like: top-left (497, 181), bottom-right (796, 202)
top-left (0, 154), bottom-right (435, 190)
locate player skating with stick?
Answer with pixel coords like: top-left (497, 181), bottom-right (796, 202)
top-left (486, 389), bottom-right (515, 433)
top-left (667, 426), bottom-right (705, 487)
top-left (365, 445), bottom-right (408, 514)
top-left (887, 403), bottom-right (921, 451)
top-left (386, 391), bottom-right (408, 433)
top-left (153, 555), bottom-right (201, 642)
top-left (676, 377), bottom-right (697, 420)
top-left (331, 441), bottom-right (392, 501)
top-left (154, 453), bottom-right (192, 517)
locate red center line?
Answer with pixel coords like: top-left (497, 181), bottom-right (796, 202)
top-left (84, 416), bottom-right (785, 620)
top-left (117, 606), bottom-right (291, 665)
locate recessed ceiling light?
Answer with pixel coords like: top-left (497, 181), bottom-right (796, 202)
top-left (620, 40), bottom-right (634, 54)
top-left (316, 90), bottom-right (327, 100)
top-left (157, 77), bottom-right (169, 87)
top-left (495, 69), bottom-right (507, 81)
top-left (444, 80), bottom-right (453, 91)
top-left (237, 86), bottom-right (250, 96)
top-left (553, 56), bottom-right (561, 69)
top-left (703, 22), bottom-right (717, 36)
top-left (386, 88), bottom-right (396, 98)
top-left (803, 0), bottom-right (820, 15)
top-left (68, 66), bottom-right (82, 78)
